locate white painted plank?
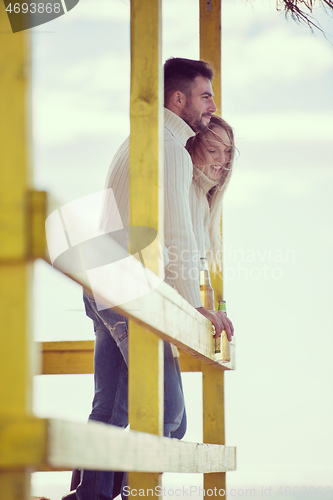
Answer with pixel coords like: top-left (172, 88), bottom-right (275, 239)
top-left (48, 419), bottom-right (236, 473)
top-left (47, 232), bottom-right (235, 370)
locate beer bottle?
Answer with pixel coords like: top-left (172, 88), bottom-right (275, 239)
top-left (200, 258), bottom-right (220, 359)
top-left (199, 257), bottom-right (214, 310)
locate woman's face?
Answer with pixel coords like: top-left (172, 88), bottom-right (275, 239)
top-left (192, 126), bottom-right (232, 181)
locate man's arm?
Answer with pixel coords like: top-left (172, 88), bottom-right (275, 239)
top-left (196, 307), bottom-right (234, 340)
top-left (164, 144), bottom-right (203, 308)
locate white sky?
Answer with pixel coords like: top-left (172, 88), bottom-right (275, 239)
top-left (30, 0), bottom-right (333, 498)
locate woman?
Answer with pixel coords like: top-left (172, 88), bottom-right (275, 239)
top-left (186, 115), bottom-right (235, 273)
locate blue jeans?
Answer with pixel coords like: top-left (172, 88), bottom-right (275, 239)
top-left (76, 291), bottom-right (186, 500)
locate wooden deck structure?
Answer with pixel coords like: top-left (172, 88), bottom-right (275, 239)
top-left (0, 0), bottom-right (236, 498)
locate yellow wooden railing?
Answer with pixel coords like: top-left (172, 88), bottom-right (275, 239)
top-left (0, 1), bottom-right (236, 499)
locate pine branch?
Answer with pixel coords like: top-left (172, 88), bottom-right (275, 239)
top-left (276, 0), bottom-right (333, 32)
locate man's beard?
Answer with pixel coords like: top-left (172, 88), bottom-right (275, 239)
top-left (182, 100), bottom-right (211, 133)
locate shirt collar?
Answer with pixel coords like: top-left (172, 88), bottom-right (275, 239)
top-left (193, 166), bottom-right (220, 195)
top-left (164, 108), bottom-right (195, 146)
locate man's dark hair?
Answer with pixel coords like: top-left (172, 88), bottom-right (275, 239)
top-left (164, 57), bottom-right (214, 107)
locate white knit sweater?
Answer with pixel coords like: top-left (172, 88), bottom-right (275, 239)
top-left (102, 108), bottom-right (218, 309)
top-left (189, 167), bottom-right (219, 263)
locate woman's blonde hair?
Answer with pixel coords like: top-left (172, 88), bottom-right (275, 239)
top-left (186, 115), bottom-right (235, 272)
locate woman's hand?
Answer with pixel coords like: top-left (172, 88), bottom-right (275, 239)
top-left (196, 307), bottom-right (234, 341)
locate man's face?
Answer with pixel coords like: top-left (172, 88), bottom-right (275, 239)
top-left (181, 76), bottom-right (217, 133)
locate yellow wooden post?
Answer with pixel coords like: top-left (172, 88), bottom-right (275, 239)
top-left (200, 0), bottom-right (222, 115)
top-left (129, 0), bottom-right (164, 496)
top-left (202, 363), bottom-right (226, 495)
top-left (0, 3), bottom-right (34, 498)
top-left (200, 0), bottom-right (223, 306)
top-left (0, 471), bottom-right (30, 500)
top-left (199, 1), bottom-right (227, 498)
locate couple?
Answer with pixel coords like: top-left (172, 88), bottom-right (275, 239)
top-left (63, 57), bottom-right (235, 500)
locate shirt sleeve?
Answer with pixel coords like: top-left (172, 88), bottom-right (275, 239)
top-left (189, 182), bottom-right (211, 260)
top-left (164, 143), bottom-right (203, 308)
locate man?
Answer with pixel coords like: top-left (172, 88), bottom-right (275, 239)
top-left (162, 58), bottom-right (233, 334)
top-left (62, 57), bottom-right (233, 500)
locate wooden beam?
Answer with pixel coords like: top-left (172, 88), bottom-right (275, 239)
top-left (27, 190), bottom-right (48, 259)
top-left (179, 343), bottom-right (235, 372)
top-left (129, 322), bottom-right (164, 436)
top-left (41, 341), bottom-right (94, 352)
top-left (179, 350), bottom-right (202, 372)
top-left (0, 416), bottom-right (236, 473)
top-left (45, 254), bottom-right (234, 370)
top-left (0, 0), bottom-right (33, 420)
top-left (0, 2), bottom-right (42, 497)
top-left (43, 160), bottom-right (235, 369)
top-left (47, 418), bottom-right (236, 473)
top-left (41, 341), bottom-right (94, 374)
top-left (199, 2), bottom-right (233, 495)
top-left (200, 0), bottom-right (223, 307)
top-left (39, 335), bottom-right (234, 376)
top-left (0, 471), bottom-right (30, 500)
top-left (199, 0), bottom-right (222, 115)
top-left (129, 0), bottom-right (163, 495)
top-left (0, 417), bottom-right (47, 468)
top-left (129, 0), bottom-right (163, 277)
top-left (202, 362), bottom-right (227, 496)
